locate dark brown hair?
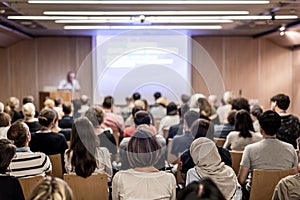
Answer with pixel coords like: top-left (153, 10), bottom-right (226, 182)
top-left (0, 139), bottom-right (16, 174)
top-left (127, 129), bottom-right (161, 168)
top-left (7, 121), bottom-right (29, 148)
top-left (0, 112), bottom-right (11, 127)
top-left (66, 117), bottom-right (99, 178)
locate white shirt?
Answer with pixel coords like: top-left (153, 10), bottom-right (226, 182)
top-left (58, 79), bottom-right (80, 91)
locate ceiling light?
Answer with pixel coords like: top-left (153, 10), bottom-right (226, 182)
top-left (29, 0), bottom-right (270, 5)
top-left (44, 11), bottom-right (250, 16)
top-left (8, 15), bottom-right (297, 21)
top-left (7, 16), bottom-right (131, 20)
top-left (275, 15), bottom-right (298, 19)
top-left (55, 19), bottom-right (233, 23)
top-left (64, 25), bottom-right (223, 30)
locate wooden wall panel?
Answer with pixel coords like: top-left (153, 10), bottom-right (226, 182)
top-left (0, 36), bottom-right (92, 109)
top-left (8, 40), bottom-right (37, 109)
top-left (191, 37), bottom-right (224, 99)
top-left (36, 37), bottom-right (78, 92)
top-left (292, 48), bottom-right (300, 117)
top-left (0, 48), bottom-right (9, 102)
top-left (223, 37), bottom-right (259, 100)
top-left (259, 39), bottom-right (292, 111)
top-left (75, 37), bottom-right (93, 99)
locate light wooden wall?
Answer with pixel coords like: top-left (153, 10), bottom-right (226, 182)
top-left (192, 36), bottom-right (298, 116)
top-left (0, 37), bottom-right (92, 110)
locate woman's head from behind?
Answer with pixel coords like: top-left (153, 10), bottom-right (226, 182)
top-left (38, 108), bottom-right (56, 128)
top-left (190, 137), bottom-right (221, 167)
top-left (177, 178), bottom-right (226, 200)
top-left (127, 129), bottom-right (161, 168)
top-left (0, 139), bottom-right (16, 174)
top-left (29, 176), bottom-right (73, 200)
top-left (235, 109), bottom-right (254, 138)
top-left (85, 106), bottom-right (105, 127)
top-left (23, 103), bottom-right (36, 119)
top-left (69, 117), bottom-right (99, 178)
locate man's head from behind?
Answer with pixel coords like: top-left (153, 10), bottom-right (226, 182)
top-left (270, 94), bottom-right (290, 111)
top-left (102, 96), bottom-right (114, 109)
top-left (7, 121), bottom-right (31, 148)
top-left (259, 110), bottom-right (281, 136)
top-left (134, 111), bottom-right (151, 126)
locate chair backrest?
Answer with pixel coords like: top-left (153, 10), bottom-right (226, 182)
top-left (249, 168), bottom-right (296, 200)
top-left (49, 154), bottom-right (63, 179)
top-left (63, 173), bottom-right (108, 200)
top-left (167, 138), bottom-right (178, 164)
top-left (214, 137), bottom-right (226, 147)
top-left (19, 175), bottom-right (44, 199)
top-left (229, 150), bottom-right (243, 174)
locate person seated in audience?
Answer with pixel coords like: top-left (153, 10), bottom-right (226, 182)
top-left (0, 102), bottom-right (4, 113)
top-left (6, 96), bottom-right (22, 123)
top-left (30, 108), bottom-right (68, 156)
top-left (189, 93), bottom-right (206, 112)
top-left (149, 91), bottom-right (162, 109)
top-left (124, 109), bottom-right (156, 137)
top-left (238, 110), bottom-right (298, 198)
top-left (101, 96), bottom-right (125, 144)
top-left (141, 99), bottom-right (155, 126)
top-left (58, 102), bottom-right (74, 129)
top-left (214, 110), bottom-right (236, 138)
top-left (23, 103), bottom-right (41, 133)
top-left (65, 117), bottom-right (112, 181)
top-left (217, 91), bottom-right (234, 124)
top-left (0, 139), bottom-right (25, 200)
top-left (271, 93), bottom-right (300, 148)
top-left (43, 98), bottom-right (55, 109)
top-left (7, 121), bottom-right (52, 178)
top-left (132, 92), bottom-right (141, 101)
top-left (0, 112), bottom-right (11, 139)
top-left (223, 109), bottom-right (262, 151)
top-left (171, 110), bottom-right (200, 157)
top-left (53, 97), bottom-right (64, 120)
top-left (186, 137), bottom-right (242, 200)
top-left (158, 102), bottom-right (180, 137)
top-left (120, 121), bottom-right (166, 170)
top-left (77, 95), bottom-right (90, 116)
top-left (208, 94), bottom-right (219, 110)
top-left (125, 104), bottom-right (144, 128)
top-left (272, 173), bottom-right (300, 200)
top-left (150, 96), bottom-right (168, 119)
top-left (180, 119), bottom-right (232, 178)
top-left (19, 96), bottom-right (39, 119)
top-left (29, 176), bottom-right (73, 200)
top-left (250, 105), bottom-right (263, 133)
top-left (85, 106), bottom-right (117, 155)
top-left (121, 96), bottom-right (134, 121)
top-left (112, 128), bottom-right (176, 200)
top-left (177, 178), bottom-right (226, 200)
top-left (198, 97), bottom-right (220, 125)
top-left (50, 109), bottom-right (71, 141)
top-left (166, 106), bottom-right (189, 144)
top-left (231, 97), bottom-right (250, 112)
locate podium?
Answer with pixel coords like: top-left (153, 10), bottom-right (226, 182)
top-left (39, 91), bottom-right (72, 111)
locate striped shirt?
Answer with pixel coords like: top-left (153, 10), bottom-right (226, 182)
top-left (8, 147), bottom-right (52, 178)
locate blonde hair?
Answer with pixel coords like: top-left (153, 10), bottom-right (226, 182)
top-left (22, 103), bottom-right (35, 118)
top-left (223, 91), bottom-right (234, 104)
top-left (29, 176), bottom-right (73, 200)
top-left (44, 99), bottom-right (55, 109)
top-left (7, 97), bottom-right (20, 110)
